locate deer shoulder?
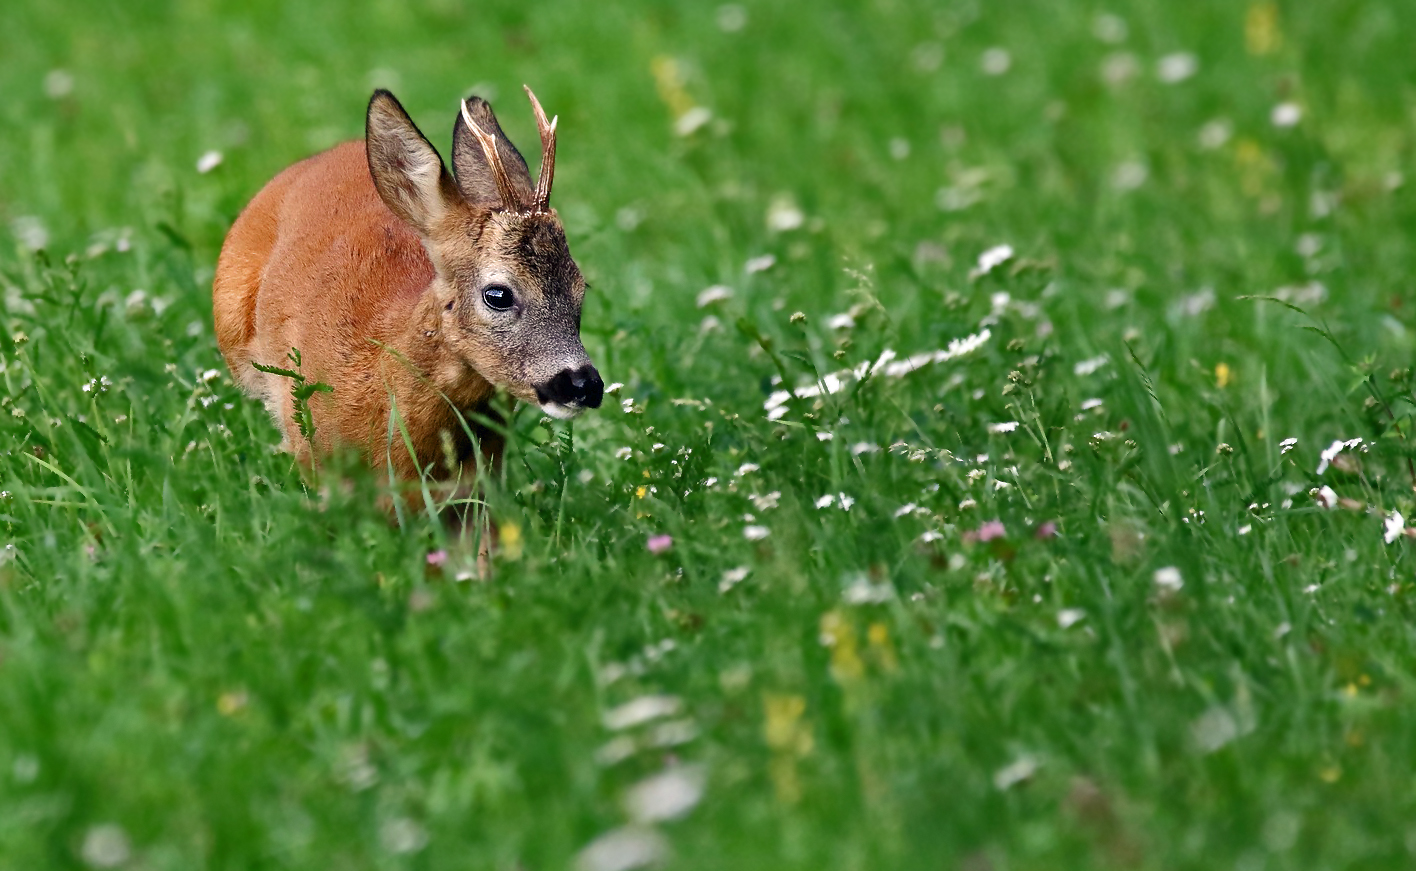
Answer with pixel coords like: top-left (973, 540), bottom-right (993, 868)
top-left (212, 88), bottom-right (603, 482)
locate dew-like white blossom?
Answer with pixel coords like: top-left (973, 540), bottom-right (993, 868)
top-left (993, 755), bottom-right (1039, 790)
top-left (1270, 102), bottom-right (1302, 128)
top-left (766, 195), bottom-right (805, 232)
top-left (674, 106), bottom-right (713, 137)
top-left (842, 575), bottom-right (894, 604)
top-left (1157, 52), bottom-right (1198, 83)
top-left (576, 826), bottom-right (669, 871)
top-left (603, 696), bottom-right (682, 731)
top-left (196, 150), bottom-right (224, 174)
top-left (744, 254), bottom-right (776, 273)
top-left (719, 566), bottom-right (750, 593)
top-left (980, 48), bottom-right (1012, 76)
top-left (1074, 355), bottom-right (1109, 376)
top-left (973, 244), bottom-right (1014, 277)
top-left (1384, 510), bottom-right (1405, 545)
top-left (1153, 566), bottom-right (1183, 591)
top-left (1057, 608), bottom-right (1086, 629)
top-left (80, 824), bottom-right (131, 869)
top-left (748, 491), bottom-right (780, 511)
top-left (1198, 118), bottom-right (1233, 150)
top-left (624, 765), bottom-right (706, 823)
top-left (1317, 438), bottom-right (1362, 475)
top-left (695, 285), bottom-right (733, 308)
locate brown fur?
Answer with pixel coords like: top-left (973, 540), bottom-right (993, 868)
top-left (213, 90), bottom-right (595, 490)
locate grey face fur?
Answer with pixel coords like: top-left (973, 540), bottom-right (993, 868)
top-left (366, 89), bottom-right (603, 419)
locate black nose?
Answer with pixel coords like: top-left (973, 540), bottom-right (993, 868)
top-left (542, 364), bottom-right (603, 409)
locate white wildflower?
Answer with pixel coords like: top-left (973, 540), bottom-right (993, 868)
top-left (980, 48), bottom-right (1012, 76)
top-left (958, 498), bottom-right (978, 510)
top-left (1057, 608), bottom-right (1086, 629)
top-left (44, 69), bottom-right (75, 99)
top-left (1271, 102), bottom-right (1302, 128)
top-left (988, 421), bottom-right (1019, 434)
top-left (1279, 437), bottom-right (1297, 455)
top-left (744, 254), bottom-right (776, 273)
top-left (743, 525), bottom-right (770, 541)
top-left (196, 150), bottom-right (224, 174)
top-left (615, 447), bottom-right (633, 460)
top-left (1074, 355), bottom-right (1108, 376)
top-left (735, 462), bottom-right (760, 477)
top-left (81, 824), bottom-right (131, 868)
top-left (1156, 52), bottom-right (1198, 83)
top-left (576, 826), bottom-right (669, 871)
top-left (826, 312), bottom-right (856, 330)
top-left (748, 491), bottom-right (781, 511)
top-left (766, 195), bottom-right (805, 232)
top-left (842, 575), bottom-right (894, 604)
top-left (1153, 566), bottom-right (1183, 591)
top-left (624, 765), bottom-right (706, 823)
top-left (815, 432), bottom-right (833, 441)
top-left (837, 493), bottom-right (855, 511)
top-left (674, 106), bottom-right (713, 137)
top-left (380, 818), bottom-right (429, 855)
top-left (815, 494), bottom-right (836, 509)
top-left (850, 442), bottom-right (880, 456)
top-left (894, 503), bottom-right (918, 518)
top-left (1317, 438), bottom-right (1362, 475)
top-left (719, 566), bottom-right (750, 593)
top-left (695, 285), bottom-right (733, 308)
top-left (972, 244), bottom-right (1014, 277)
top-left (1198, 118), bottom-right (1233, 150)
top-left (603, 696), bottom-right (682, 730)
top-left (1384, 510), bottom-right (1405, 545)
top-left (1313, 486), bottom-right (1338, 509)
top-left (993, 756), bottom-right (1039, 790)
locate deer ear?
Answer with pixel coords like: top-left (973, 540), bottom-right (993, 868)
top-left (452, 96), bottom-right (535, 209)
top-left (366, 90), bottom-right (457, 234)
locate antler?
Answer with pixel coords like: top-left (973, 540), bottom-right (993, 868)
top-left (523, 85), bottom-right (558, 213)
top-left (460, 98), bottom-right (524, 211)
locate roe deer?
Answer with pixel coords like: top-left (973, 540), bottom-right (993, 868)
top-left (212, 87), bottom-right (603, 494)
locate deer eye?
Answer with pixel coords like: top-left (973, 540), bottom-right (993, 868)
top-left (482, 285), bottom-right (514, 312)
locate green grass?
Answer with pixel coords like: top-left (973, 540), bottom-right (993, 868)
top-left (4, 0), bottom-right (1416, 868)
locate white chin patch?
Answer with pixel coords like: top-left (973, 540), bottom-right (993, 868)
top-left (539, 402), bottom-right (584, 421)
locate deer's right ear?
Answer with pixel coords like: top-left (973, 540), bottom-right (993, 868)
top-left (366, 90), bottom-right (457, 235)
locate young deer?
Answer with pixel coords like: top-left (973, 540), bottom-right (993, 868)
top-left (212, 87), bottom-right (603, 498)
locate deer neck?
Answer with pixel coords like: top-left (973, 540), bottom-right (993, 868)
top-left (396, 286), bottom-right (496, 414)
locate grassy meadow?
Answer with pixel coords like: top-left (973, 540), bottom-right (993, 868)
top-left (4, 0), bottom-right (1416, 868)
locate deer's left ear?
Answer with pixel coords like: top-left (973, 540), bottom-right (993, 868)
top-left (366, 90), bottom-right (459, 235)
top-left (451, 96), bottom-right (536, 210)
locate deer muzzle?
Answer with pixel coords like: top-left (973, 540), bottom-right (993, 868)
top-left (536, 363), bottom-right (604, 419)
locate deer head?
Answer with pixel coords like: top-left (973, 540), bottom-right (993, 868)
top-left (364, 88), bottom-right (602, 420)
